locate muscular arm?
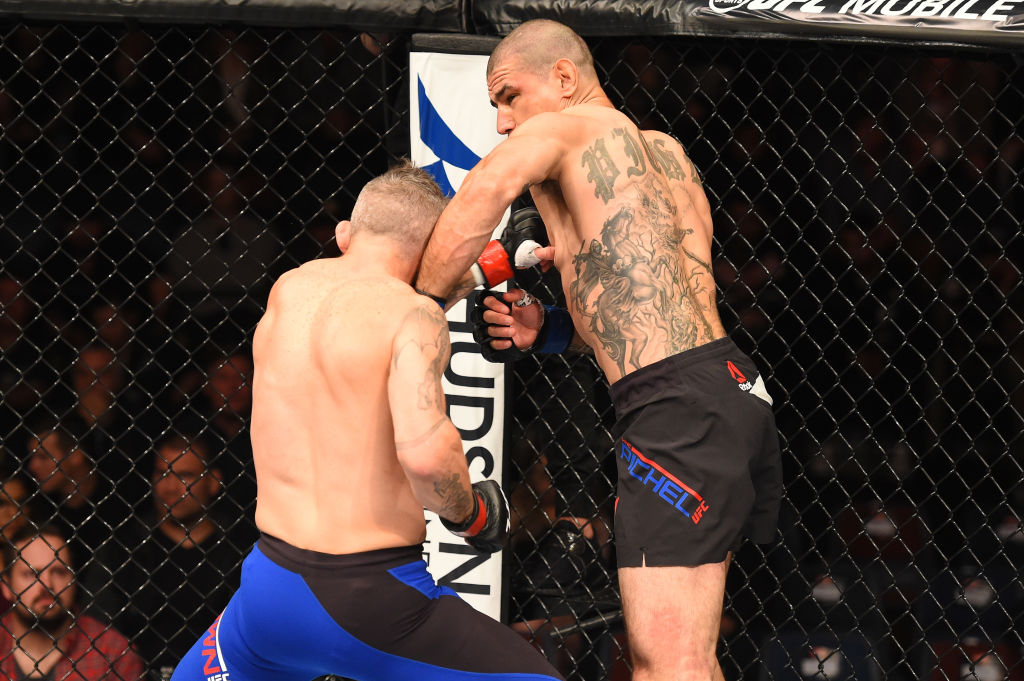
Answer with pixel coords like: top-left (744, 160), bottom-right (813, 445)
top-left (389, 299), bottom-right (475, 524)
top-left (415, 116), bottom-right (567, 305)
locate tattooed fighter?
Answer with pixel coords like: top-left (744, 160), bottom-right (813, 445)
top-left (415, 20), bottom-right (782, 681)
top-left (172, 161), bottom-right (563, 681)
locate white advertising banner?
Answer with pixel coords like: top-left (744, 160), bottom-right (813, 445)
top-left (409, 49), bottom-right (510, 621)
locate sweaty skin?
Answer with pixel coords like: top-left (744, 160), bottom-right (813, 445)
top-left (417, 63), bottom-right (726, 384)
top-left (251, 259), bottom-right (472, 554)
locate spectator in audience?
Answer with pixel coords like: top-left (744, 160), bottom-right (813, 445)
top-left (159, 163), bottom-right (280, 342)
top-left (53, 343), bottom-right (151, 502)
top-left (0, 466), bottom-right (36, 613)
top-left (66, 344), bottom-right (144, 433)
top-left (512, 356), bottom-right (616, 605)
top-left (0, 523), bottom-right (146, 680)
top-left (22, 414), bottom-right (131, 567)
top-left (0, 468), bottom-right (34, 543)
top-left (83, 432), bottom-right (258, 681)
top-left (0, 274), bottom-right (61, 441)
top-left (75, 298), bottom-right (146, 378)
top-left (134, 275), bottom-right (194, 421)
top-left (175, 344), bottom-right (257, 517)
top-left (67, 296), bottom-right (172, 434)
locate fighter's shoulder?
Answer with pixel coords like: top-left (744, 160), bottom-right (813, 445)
top-left (390, 290), bottom-right (450, 358)
top-left (271, 260), bottom-right (322, 289)
top-left (263, 263), bottom-right (304, 303)
top-left (400, 291), bottom-right (449, 332)
top-left (641, 129), bottom-right (703, 184)
top-left (378, 282), bottom-right (441, 328)
top-left (510, 109), bottom-right (597, 141)
top-left (265, 265), bottom-right (304, 304)
top-left (642, 128), bottom-right (687, 152)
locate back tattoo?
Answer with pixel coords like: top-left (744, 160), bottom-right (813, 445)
top-left (572, 129), bottom-right (716, 375)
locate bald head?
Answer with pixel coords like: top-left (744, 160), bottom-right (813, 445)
top-left (348, 160), bottom-right (448, 259)
top-left (487, 19), bottom-right (595, 81)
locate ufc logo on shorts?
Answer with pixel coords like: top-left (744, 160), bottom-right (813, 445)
top-left (692, 499), bottom-right (710, 523)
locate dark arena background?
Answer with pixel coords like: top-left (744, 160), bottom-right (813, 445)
top-left (1, 0), bottom-right (1022, 679)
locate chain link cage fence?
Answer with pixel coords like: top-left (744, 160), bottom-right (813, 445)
top-left (0, 17), bottom-right (1022, 681)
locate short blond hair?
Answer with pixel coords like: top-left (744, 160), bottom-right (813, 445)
top-left (349, 159), bottom-right (448, 257)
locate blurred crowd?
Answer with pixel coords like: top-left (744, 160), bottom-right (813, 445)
top-left (0, 20), bottom-right (1021, 681)
top-left (0, 23), bottom-right (400, 680)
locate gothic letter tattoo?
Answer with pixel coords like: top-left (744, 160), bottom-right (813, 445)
top-left (648, 139), bottom-right (685, 181)
top-left (581, 138), bottom-right (619, 204)
top-left (613, 127), bottom-right (647, 178)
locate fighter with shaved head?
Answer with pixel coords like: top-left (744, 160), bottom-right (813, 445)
top-left (415, 19), bottom-right (783, 681)
top-left (172, 160), bottom-right (563, 681)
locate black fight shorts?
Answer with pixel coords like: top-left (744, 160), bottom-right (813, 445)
top-left (609, 337), bottom-right (782, 567)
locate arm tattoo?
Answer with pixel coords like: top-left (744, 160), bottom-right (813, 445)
top-left (419, 314), bottom-right (449, 410)
top-left (434, 472), bottom-right (474, 522)
top-left (393, 306), bottom-right (450, 411)
top-left (449, 270), bottom-right (478, 304)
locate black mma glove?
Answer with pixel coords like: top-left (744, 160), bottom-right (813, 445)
top-left (441, 480), bottom-right (510, 554)
top-left (470, 291), bottom-right (530, 363)
top-left (471, 208), bottom-right (548, 288)
top-left (470, 290), bottom-right (573, 363)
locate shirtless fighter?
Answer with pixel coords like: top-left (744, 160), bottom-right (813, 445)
top-left (414, 20), bottom-right (782, 681)
top-left (171, 161), bottom-right (563, 681)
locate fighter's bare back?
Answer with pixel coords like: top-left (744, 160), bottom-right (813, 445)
top-left (520, 104), bottom-right (727, 383)
top-left (250, 259), bottom-right (436, 554)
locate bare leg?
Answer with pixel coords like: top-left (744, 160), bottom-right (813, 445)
top-left (618, 554), bottom-right (731, 681)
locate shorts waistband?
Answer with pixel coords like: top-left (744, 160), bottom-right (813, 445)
top-left (257, 533), bottom-right (423, 573)
top-left (609, 337), bottom-right (739, 416)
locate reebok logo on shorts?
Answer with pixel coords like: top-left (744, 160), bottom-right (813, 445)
top-left (727, 361), bottom-right (773, 406)
top-left (620, 439), bottom-right (709, 524)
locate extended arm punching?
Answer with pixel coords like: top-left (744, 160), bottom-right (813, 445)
top-left (415, 118), bottom-right (567, 306)
top-left (418, 207), bottom-right (549, 312)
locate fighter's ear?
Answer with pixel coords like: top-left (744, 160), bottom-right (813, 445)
top-left (336, 220), bottom-right (353, 254)
top-left (552, 58), bottom-right (579, 95)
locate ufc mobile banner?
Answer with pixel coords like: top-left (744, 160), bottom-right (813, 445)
top-left (695, 0), bottom-right (1024, 41)
top-left (409, 48), bottom-right (510, 621)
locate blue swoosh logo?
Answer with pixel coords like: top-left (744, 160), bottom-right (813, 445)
top-left (418, 76), bottom-right (482, 196)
